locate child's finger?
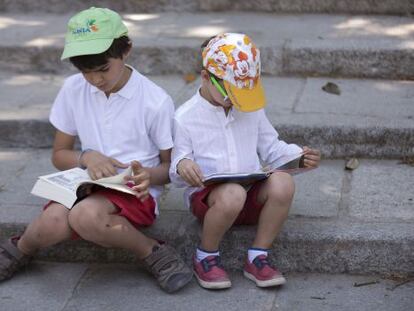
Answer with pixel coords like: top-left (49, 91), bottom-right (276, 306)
top-left (133, 180), bottom-right (150, 192)
top-left (184, 169), bottom-right (198, 186)
top-left (132, 171), bottom-right (149, 184)
top-left (103, 164), bottom-right (117, 176)
top-left (304, 159), bottom-right (319, 168)
top-left (131, 160), bottom-right (144, 175)
top-left (302, 146), bottom-right (310, 153)
top-left (193, 166), bottom-right (205, 182)
top-left (111, 158), bottom-right (129, 168)
top-left (88, 169), bottom-right (97, 180)
top-left (305, 154), bottom-right (320, 161)
top-left (189, 170), bottom-right (203, 187)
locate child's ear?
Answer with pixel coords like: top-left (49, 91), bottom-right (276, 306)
top-left (200, 69), bottom-right (210, 82)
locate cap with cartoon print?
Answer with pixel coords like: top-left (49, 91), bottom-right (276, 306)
top-left (61, 7), bottom-right (128, 60)
top-left (202, 33), bottom-right (265, 112)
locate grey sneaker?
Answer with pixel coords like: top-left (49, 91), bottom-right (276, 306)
top-left (0, 238), bottom-right (32, 282)
top-left (142, 244), bottom-right (193, 293)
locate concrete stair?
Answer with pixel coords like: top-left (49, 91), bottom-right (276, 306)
top-left (0, 149), bottom-right (413, 275)
top-left (0, 1), bottom-right (413, 281)
top-left (0, 71), bottom-right (413, 157)
top-left (0, 13), bottom-right (413, 79)
top-left (0, 0), bottom-right (413, 15)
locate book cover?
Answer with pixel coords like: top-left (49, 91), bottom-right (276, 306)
top-left (203, 152), bottom-right (312, 186)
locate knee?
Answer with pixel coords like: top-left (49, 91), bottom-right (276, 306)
top-left (213, 184), bottom-right (246, 216)
top-left (267, 172), bottom-right (295, 203)
top-left (33, 208), bottom-right (69, 242)
top-left (68, 202), bottom-right (106, 240)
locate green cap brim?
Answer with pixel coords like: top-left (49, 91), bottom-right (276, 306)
top-left (61, 38), bottom-right (114, 60)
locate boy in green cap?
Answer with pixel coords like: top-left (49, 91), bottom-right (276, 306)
top-left (0, 7), bottom-right (192, 293)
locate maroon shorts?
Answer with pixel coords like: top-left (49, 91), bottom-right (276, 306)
top-left (44, 188), bottom-right (156, 240)
top-left (190, 181), bottom-right (265, 225)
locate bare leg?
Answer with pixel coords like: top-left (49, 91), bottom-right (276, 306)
top-left (68, 194), bottom-right (158, 259)
top-left (17, 203), bottom-right (73, 255)
top-left (201, 183), bottom-right (247, 251)
top-left (252, 172), bottom-right (295, 248)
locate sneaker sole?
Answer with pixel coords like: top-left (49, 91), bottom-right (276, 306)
top-left (243, 271), bottom-right (286, 287)
top-left (164, 272), bottom-right (194, 293)
top-left (194, 270), bottom-right (232, 289)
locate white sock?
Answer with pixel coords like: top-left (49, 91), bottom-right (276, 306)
top-left (196, 247), bottom-right (219, 262)
top-left (248, 248), bottom-right (268, 263)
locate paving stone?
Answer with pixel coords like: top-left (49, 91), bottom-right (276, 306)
top-left (349, 160), bottom-right (414, 221)
top-left (0, 261), bottom-right (88, 311)
top-left (2, 262), bottom-right (412, 311)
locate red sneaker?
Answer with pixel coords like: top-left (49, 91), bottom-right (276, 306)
top-left (243, 255), bottom-right (286, 287)
top-left (193, 255), bottom-right (231, 289)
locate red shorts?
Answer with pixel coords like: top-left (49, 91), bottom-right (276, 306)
top-left (190, 181), bottom-right (265, 225)
top-left (44, 188), bottom-right (156, 240)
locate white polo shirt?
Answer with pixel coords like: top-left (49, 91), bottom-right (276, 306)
top-left (170, 90), bottom-right (302, 208)
top-left (50, 66), bottom-right (174, 214)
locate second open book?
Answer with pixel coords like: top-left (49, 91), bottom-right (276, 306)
top-left (203, 152), bottom-right (312, 186)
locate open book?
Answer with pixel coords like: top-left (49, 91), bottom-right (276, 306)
top-left (31, 167), bottom-right (136, 209)
top-left (203, 152), bottom-right (312, 186)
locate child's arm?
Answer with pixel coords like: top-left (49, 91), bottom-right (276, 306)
top-left (52, 130), bottom-right (128, 179)
top-left (51, 130), bottom-right (80, 170)
top-left (257, 111), bottom-right (303, 168)
top-left (145, 149), bottom-right (172, 186)
top-left (170, 118), bottom-right (204, 187)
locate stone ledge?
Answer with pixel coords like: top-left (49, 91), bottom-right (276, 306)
top-left (1, 213), bottom-right (413, 276)
top-left (1, 120), bottom-right (412, 158)
top-left (0, 0), bottom-right (412, 15)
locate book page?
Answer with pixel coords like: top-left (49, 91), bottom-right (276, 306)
top-left (38, 168), bottom-right (90, 193)
top-left (94, 166), bottom-right (132, 184)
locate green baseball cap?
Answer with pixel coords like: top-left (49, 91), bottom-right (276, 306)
top-left (61, 7), bottom-right (128, 60)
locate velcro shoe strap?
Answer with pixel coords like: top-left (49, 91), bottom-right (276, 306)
top-left (1, 240), bottom-right (26, 261)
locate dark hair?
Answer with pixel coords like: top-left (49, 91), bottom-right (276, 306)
top-left (200, 35), bottom-right (216, 71)
top-left (69, 36), bottom-right (131, 71)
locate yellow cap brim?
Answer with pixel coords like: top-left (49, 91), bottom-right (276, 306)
top-left (224, 79), bottom-right (266, 112)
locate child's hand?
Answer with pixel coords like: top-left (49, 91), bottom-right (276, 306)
top-left (177, 159), bottom-right (204, 187)
top-left (124, 160), bottom-right (150, 200)
top-left (82, 150), bottom-right (128, 180)
top-left (302, 146), bottom-right (321, 168)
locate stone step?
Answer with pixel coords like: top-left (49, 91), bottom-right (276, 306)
top-left (0, 71), bottom-right (413, 158)
top-left (0, 148), bottom-right (413, 275)
top-left (2, 262), bottom-right (413, 311)
top-left (0, 13), bottom-right (413, 79)
top-left (0, 0), bottom-right (412, 15)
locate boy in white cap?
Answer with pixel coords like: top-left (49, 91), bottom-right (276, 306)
top-left (0, 7), bottom-right (192, 293)
top-left (170, 33), bottom-right (320, 289)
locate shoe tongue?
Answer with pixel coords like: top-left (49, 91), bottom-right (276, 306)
top-left (204, 255), bottom-right (221, 266)
top-left (253, 254), bottom-right (269, 267)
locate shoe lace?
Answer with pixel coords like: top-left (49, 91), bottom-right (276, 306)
top-left (201, 256), bottom-right (222, 272)
top-left (252, 256), bottom-right (271, 270)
